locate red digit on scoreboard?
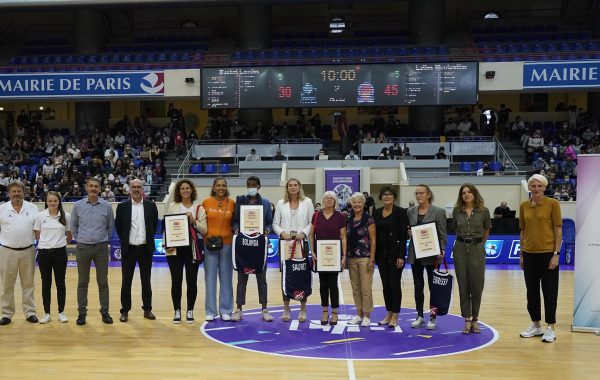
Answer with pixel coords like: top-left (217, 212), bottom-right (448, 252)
top-left (278, 86), bottom-right (292, 98)
top-left (383, 84), bottom-right (398, 96)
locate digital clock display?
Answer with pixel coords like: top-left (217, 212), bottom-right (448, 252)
top-left (202, 63), bottom-right (477, 108)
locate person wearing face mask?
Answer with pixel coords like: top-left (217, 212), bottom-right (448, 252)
top-left (231, 176), bottom-right (274, 322)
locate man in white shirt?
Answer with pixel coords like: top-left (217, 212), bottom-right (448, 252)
top-left (0, 181), bottom-right (39, 325)
top-left (245, 149), bottom-right (261, 161)
top-left (67, 144), bottom-right (81, 160)
top-left (114, 179), bottom-right (159, 322)
top-left (344, 150), bottom-right (360, 160)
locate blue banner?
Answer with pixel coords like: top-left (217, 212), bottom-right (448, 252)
top-left (523, 61), bottom-right (600, 88)
top-left (324, 169), bottom-right (361, 210)
top-left (0, 71), bottom-right (165, 98)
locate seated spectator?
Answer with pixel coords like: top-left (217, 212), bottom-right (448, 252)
top-left (435, 146), bottom-right (447, 159)
top-left (273, 148), bottom-right (286, 161)
top-left (187, 130), bottom-right (198, 148)
top-left (151, 143), bottom-right (165, 161)
top-left (315, 149), bottom-right (328, 160)
top-left (389, 142), bottom-right (403, 159)
top-left (561, 156), bottom-right (577, 177)
top-left (344, 150), bottom-right (360, 160)
top-left (402, 147), bottom-right (413, 159)
top-left (67, 143), bottom-right (81, 160)
top-left (457, 116), bottom-right (473, 136)
top-left (444, 118), bottom-right (458, 136)
top-left (245, 148), bottom-right (261, 161)
top-left (376, 132), bottom-right (386, 144)
top-left (493, 201), bottom-right (512, 218)
top-left (378, 147), bottom-right (390, 160)
top-left (361, 132), bottom-right (375, 144)
top-left (102, 185), bottom-right (116, 202)
top-left (532, 157), bottom-right (546, 172)
top-left (509, 116), bottom-right (526, 142)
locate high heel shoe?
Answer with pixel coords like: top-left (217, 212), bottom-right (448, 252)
top-left (462, 318), bottom-right (471, 335)
top-left (330, 312), bottom-right (338, 326)
top-left (388, 314), bottom-right (398, 328)
top-left (320, 311), bottom-right (329, 325)
top-left (470, 319), bottom-right (481, 334)
top-left (379, 312), bottom-right (392, 326)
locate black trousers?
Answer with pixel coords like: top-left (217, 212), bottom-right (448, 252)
top-left (166, 246), bottom-right (200, 311)
top-left (120, 245), bottom-right (153, 314)
top-left (522, 252), bottom-right (559, 324)
top-left (37, 247), bottom-right (68, 314)
top-left (378, 258), bottom-right (404, 313)
top-left (411, 260), bottom-right (434, 317)
top-left (318, 272), bottom-right (340, 308)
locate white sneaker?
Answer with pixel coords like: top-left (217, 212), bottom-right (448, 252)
top-left (541, 326), bottom-right (556, 343)
top-left (58, 312), bottom-right (68, 323)
top-left (231, 309), bottom-right (243, 322)
top-left (39, 313), bottom-right (51, 324)
top-left (520, 323), bottom-right (544, 338)
top-left (262, 310), bottom-right (274, 322)
top-left (205, 314), bottom-right (215, 322)
top-left (411, 316), bottom-right (424, 328)
top-left (348, 315), bottom-right (363, 325)
top-left (173, 309), bottom-right (182, 324)
top-left (221, 314), bottom-right (231, 322)
top-left (360, 317), bottom-right (371, 327)
top-left (426, 317), bottom-right (437, 330)
top-left (186, 310), bottom-right (195, 324)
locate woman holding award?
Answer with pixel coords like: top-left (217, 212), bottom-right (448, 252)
top-left (373, 186), bottom-right (408, 328)
top-left (309, 191), bottom-right (347, 326)
top-left (165, 179), bottom-right (207, 324)
top-left (346, 192), bottom-right (376, 327)
top-left (202, 177), bottom-right (235, 322)
top-left (273, 178), bottom-right (314, 322)
top-left (407, 184), bottom-right (447, 330)
top-left (452, 183), bottom-right (491, 334)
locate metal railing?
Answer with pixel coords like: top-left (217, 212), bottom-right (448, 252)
top-left (494, 137), bottom-right (519, 171)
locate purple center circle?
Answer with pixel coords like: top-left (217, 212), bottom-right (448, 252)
top-left (201, 304), bottom-right (499, 360)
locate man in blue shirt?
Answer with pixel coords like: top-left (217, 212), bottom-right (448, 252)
top-left (71, 177), bottom-right (115, 325)
top-left (231, 176), bottom-right (273, 322)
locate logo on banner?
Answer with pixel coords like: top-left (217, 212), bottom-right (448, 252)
top-left (140, 73), bottom-right (165, 94)
top-left (485, 240), bottom-right (503, 259)
top-left (509, 240), bottom-right (521, 259)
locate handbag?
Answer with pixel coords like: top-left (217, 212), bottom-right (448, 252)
top-left (429, 258), bottom-right (453, 316)
top-left (190, 204), bottom-right (205, 263)
top-left (206, 198), bottom-right (228, 251)
top-left (282, 240), bottom-right (312, 301)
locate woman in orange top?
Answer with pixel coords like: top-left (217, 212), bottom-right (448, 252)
top-left (518, 174), bottom-right (562, 343)
top-left (202, 177), bottom-right (235, 322)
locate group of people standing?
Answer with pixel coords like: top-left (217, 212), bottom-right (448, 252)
top-left (0, 174), bottom-right (562, 344)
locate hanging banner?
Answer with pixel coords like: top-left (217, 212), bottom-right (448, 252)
top-left (0, 71), bottom-right (164, 98)
top-left (572, 154), bottom-right (600, 332)
top-left (324, 169), bottom-right (360, 210)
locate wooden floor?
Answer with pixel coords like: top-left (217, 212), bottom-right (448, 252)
top-left (2, 265), bottom-right (599, 380)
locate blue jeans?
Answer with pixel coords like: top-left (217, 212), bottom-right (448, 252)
top-left (204, 244), bottom-right (233, 317)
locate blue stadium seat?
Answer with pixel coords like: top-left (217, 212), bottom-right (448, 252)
top-left (219, 164), bottom-right (231, 174)
top-left (204, 164), bottom-right (217, 174)
top-left (190, 164), bottom-right (202, 174)
top-left (474, 161), bottom-right (484, 171)
top-left (459, 162), bottom-right (472, 172)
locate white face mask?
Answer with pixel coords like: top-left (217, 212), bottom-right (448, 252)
top-left (247, 188), bottom-right (258, 197)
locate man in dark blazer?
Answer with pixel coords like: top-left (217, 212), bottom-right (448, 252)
top-left (115, 178), bottom-right (159, 322)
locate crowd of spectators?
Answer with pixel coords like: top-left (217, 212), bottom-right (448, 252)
top-left (0, 105), bottom-right (187, 202)
top-left (520, 107), bottom-right (600, 201)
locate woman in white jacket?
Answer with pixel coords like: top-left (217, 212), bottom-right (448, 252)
top-left (273, 178), bottom-right (314, 322)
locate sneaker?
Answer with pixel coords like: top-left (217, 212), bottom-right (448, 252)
top-left (262, 310), bottom-right (274, 322)
top-left (221, 314), bottom-right (231, 322)
top-left (173, 309), bottom-right (181, 324)
top-left (541, 326), bottom-right (556, 343)
top-left (186, 310), bottom-right (195, 324)
top-left (39, 314), bottom-right (51, 324)
top-left (348, 315), bottom-right (363, 325)
top-left (231, 309), bottom-right (243, 322)
top-left (520, 323), bottom-right (544, 338)
top-left (205, 315), bottom-right (215, 322)
top-left (58, 313), bottom-right (68, 323)
top-left (411, 316), bottom-right (424, 328)
top-left (360, 317), bottom-right (371, 327)
top-left (426, 317), bottom-right (437, 330)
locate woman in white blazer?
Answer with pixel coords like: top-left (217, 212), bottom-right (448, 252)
top-left (272, 178), bottom-right (314, 322)
top-left (165, 179), bottom-right (207, 324)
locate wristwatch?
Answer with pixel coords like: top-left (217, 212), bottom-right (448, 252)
top-left (553, 251), bottom-right (560, 256)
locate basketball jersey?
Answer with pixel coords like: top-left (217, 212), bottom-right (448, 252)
top-left (282, 241), bottom-right (312, 300)
top-left (232, 233), bottom-right (268, 274)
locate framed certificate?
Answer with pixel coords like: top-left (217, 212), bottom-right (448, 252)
top-left (315, 239), bottom-right (342, 272)
top-left (240, 205), bottom-right (264, 235)
top-left (411, 222), bottom-right (441, 259)
top-left (163, 214), bottom-right (190, 248)
top-left (280, 239), bottom-right (306, 261)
